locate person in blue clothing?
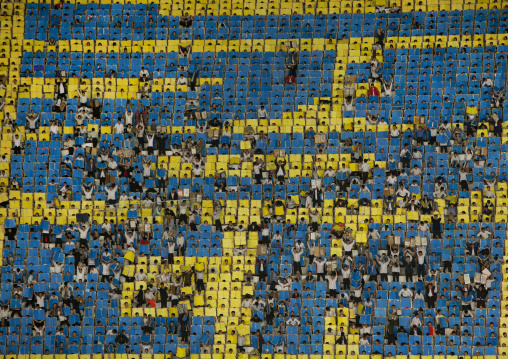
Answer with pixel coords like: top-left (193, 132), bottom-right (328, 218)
top-left (465, 115), bottom-right (477, 137)
top-left (400, 144), bottom-right (412, 169)
top-left (461, 290), bottom-right (472, 312)
top-left (367, 259), bottom-right (378, 282)
top-left (415, 125), bottom-right (426, 144)
top-left (387, 154), bottom-right (398, 173)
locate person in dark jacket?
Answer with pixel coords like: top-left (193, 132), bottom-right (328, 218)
top-left (256, 329), bottom-right (264, 352)
top-left (257, 259), bottom-right (267, 282)
top-left (115, 330), bottom-right (129, 345)
top-left (178, 312), bottom-right (190, 343)
top-left (476, 284), bottom-right (488, 308)
top-left (159, 284), bottom-right (168, 308)
top-left (265, 303), bottom-right (275, 326)
top-left (188, 69), bottom-right (199, 91)
top-left (275, 159), bottom-right (287, 185)
top-left (431, 213), bottom-right (442, 239)
top-left (403, 252), bottom-right (415, 282)
top-left (156, 132), bottom-right (168, 153)
top-left (135, 286), bottom-right (146, 307)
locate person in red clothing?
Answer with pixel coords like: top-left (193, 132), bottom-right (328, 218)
top-left (368, 83), bottom-right (380, 97)
top-left (427, 321), bottom-right (434, 336)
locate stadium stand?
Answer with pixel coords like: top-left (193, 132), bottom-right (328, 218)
top-left (0, 0), bottom-right (508, 358)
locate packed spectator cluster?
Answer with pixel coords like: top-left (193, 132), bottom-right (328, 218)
top-left (0, 0), bottom-right (508, 357)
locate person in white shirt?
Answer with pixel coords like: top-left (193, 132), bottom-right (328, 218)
top-left (241, 298), bottom-right (252, 308)
top-left (108, 158), bottom-right (118, 170)
top-left (177, 74), bottom-right (188, 85)
top-left (286, 196), bottom-right (296, 210)
top-left (359, 185), bottom-right (370, 193)
top-left (253, 159), bottom-right (264, 184)
top-left (477, 228), bottom-right (491, 239)
top-left (50, 121), bottom-right (59, 135)
top-left (166, 240), bottom-right (175, 264)
top-left (416, 250), bottom-right (427, 280)
top-left (341, 238), bottom-right (355, 258)
top-left (176, 233), bottom-right (185, 256)
top-left (313, 257), bottom-right (327, 281)
top-left (326, 307), bottom-right (335, 317)
top-left (382, 75), bottom-right (394, 96)
top-left (359, 335), bottom-right (370, 346)
top-left (78, 88), bottom-right (89, 107)
top-left (294, 240), bottom-right (305, 253)
top-left (343, 99), bottom-right (354, 112)
top-left (114, 119), bottom-right (124, 134)
top-left (377, 255), bottom-right (389, 282)
top-left (139, 67), bottom-right (150, 81)
top-left (251, 296), bottom-right (266, 311)
top-left (11, 134), bottom-right (22, 155)
top-left (412, 149), bottom-right (423, 160)
top-left (359, 159), bottom-right (370, 183)
top-left (135, 269), bottom-right (147, 282)
top-left (277, 278), bottom-right (292, 291)
top-left (360, 323), bottom-right (372, 336)
top-left (399, 285), bottom-right (412, 298)
top-left (386, 173), bottom-right (397, 186)
top-left (390, 125), bottom-right (400, 138)
top-left (410, 314), bottom-right (421, 327)
top-left (292, 248), bottom-right (303, 274)
top-left (482, 76), bottom-right (493, 87)
top-left (286, 314), bottom-right (300, 326)
top-left (0, 306), bottom-right (10, 326)
top-left (418, 221), bottom-right (429, 232)
top-left (125, 110), bottom-right (133, 126)
top-left (484, 186), bottom-right (495, 199)
top-left (147, 134), bottom-right (156, 155)
top-left (233, 245), bottom-right (246, 256)
top-left (341, 264), bottom-right (351, 290)
top-left (433, 186), bottom-right (446, 199)
top-left (76, 266), bottom-right (87, 282)
top-left (338, 163), bottom-right (352, 175)
top-left (102, 262), bottom-right (111, 282)
top-left (51, 260), bottom-right (64, 274)
top-left (324, 167), bottom-right (335, 177)
top-left (142, 160), bottom-right (151, 178)
top-left (26, 110), bottom-right (39, 133)
top-left (257, 105), bottom-right (268, 119)
top-left (105, 184), bottom-right (118, 205)
top-left (410, 165), bottom-right (422, 176)
top-left (78, 223), bottom-right (89, 242)
top-left (414, 290), bottom-right (424, 300)
top-left (326, 272), bottom-right (339, 297)
top-left (192, 165), bottom-right (203, 177)
top-left (396, 185), bottom-right (410, 198)
top-left (368, 228), bottom-right (380, 240)
top-left (36, 292), bottom-right (46, 309)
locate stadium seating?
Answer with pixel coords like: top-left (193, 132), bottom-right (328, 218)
top-left (0, 0), bottom-right (507, 358)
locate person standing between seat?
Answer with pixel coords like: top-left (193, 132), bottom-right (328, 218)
top-left (275, 158), bottom-right (287, 185)
top-left (431, 213), bottom-right (442, 239)
top-left (291, 247), bottom-right (303, 275)
top-left (313, 257), bottom-right (327, 281)
top-left (78, 88), bottom-right (88, 108)
top-left (360, 159), bottom-right (370, 184)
